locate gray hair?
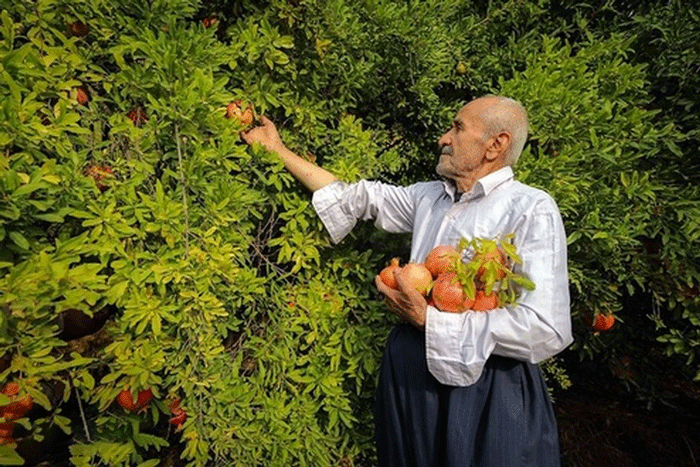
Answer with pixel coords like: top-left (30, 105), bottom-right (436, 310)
top-left (477, 96), bottom-right (529, 166)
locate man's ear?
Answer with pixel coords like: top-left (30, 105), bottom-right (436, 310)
top-left (486, 132), bottom-right (511, 161)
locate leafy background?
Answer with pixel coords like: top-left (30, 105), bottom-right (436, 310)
top-left (0, 0), bottom-right (698, 465)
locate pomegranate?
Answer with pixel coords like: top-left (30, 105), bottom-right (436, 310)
top-left (471, 290), bottom-right (499, 312)
top-left (68, 21), bottom-right (89, 37)
top-left (169, 399), bottom-right (187, 428)
top-left (1, 394), bottom-right (33, 420)
top-left (127, 106), bottom-right (147, 126)
top-left (226, 100), bottom-right (255, 127)
top-left (1, 383), bottom-right (19, 397)
top-left (379, 258), bottom-right (401, 290)
top-left (399, 263), bottom-right (433, 296)
top-left (0, 422), bottom-right (15, 438)
top-left (116, 388), bottom-right (153, 412)
top-left (424, 244), bottom-right (460, 278)
top-left (590, 313), bottom-right (615, 332)
top-left (474, 247), bottom-right (507, 279)
top-left (431, 273), bottom-right (474, 313)
top-left (85, 164), bottom-right (113, 191)
top-left (75, 86), bottom-right (89, 105)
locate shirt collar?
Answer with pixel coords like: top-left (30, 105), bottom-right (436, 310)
top-left (442, 166), bottom-right (514, 202)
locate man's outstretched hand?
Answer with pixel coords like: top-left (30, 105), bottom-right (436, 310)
top-left (375, 269), bottom-right (428, 330)
top-left (241, 115), bottom-right (285, 153)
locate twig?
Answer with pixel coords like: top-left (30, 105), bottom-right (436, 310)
top-left (174, 122), bottom-right (190, 257)
top-left (73, 380), bottom-right (91, 442)
top-left (683, 435), bottom-right (698, 467)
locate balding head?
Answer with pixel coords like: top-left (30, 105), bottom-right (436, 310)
top-left (473, 96), bottom-right (529, 166)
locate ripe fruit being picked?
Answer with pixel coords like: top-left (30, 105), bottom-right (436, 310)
top-left (431, 273), bottom-right (474, 313)
top-left (424, 244), bottom-right (460, 278)
top-left (226, 100), bottom-right (255, 128)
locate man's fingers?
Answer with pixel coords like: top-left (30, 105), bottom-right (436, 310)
top-left (392, 268), bottom-right (416, 295)
top-left (375, 275), bottom-right (392, 296)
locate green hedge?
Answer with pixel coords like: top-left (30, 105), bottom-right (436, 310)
top-left (0, 0), bottom-right (698, 465)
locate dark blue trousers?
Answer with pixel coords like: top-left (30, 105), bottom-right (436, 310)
top-left (375, 324), bottom-right (561, 467)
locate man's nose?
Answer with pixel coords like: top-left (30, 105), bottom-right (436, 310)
top-left (438, 133), bottom-right (450, 147)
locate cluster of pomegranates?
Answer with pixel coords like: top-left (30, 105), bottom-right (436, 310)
top-left (115, 388), bottom-right (187, 429)
top-left (0, 382), bottom-right (34, 446)
top-left (379, 238), bottom-right (524, 314)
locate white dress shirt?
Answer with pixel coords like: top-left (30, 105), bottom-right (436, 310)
top-left (311, 166), bottom-right (573, 386)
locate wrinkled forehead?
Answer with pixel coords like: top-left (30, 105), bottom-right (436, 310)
top-left (455, 99), bottom-right (492, 127)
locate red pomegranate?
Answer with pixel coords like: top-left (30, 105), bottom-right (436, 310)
top-left (226, 100), bottom-right (255, 127)
top-left (424, 244), bottom-right (460, 278)
top-left (116, 388), bottom-right (153, 412)
top-left (590, 313), bottom-right (615, 332)
top-left (471, 290), bottom-right (499, 312)
top-left (379, 258), bottom-right (401, 290)
top-left (400, 263), bottom-right (433, 296)
top-left (431, 273), bottom-right (474, 313)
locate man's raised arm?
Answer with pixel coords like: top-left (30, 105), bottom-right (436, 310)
top-left (241, 116), bottom-right (337, 192)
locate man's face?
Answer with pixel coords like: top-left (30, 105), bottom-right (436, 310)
top-left (436, 101), bottom-right (490, 181)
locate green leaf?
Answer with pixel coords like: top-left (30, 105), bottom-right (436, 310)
top-left (0, 445), bottom-right (24, 465)
top-left (8, 231), bottom-right (29, 249)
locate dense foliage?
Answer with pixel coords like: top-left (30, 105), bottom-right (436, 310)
top-left (0, 0), bottom-right (697, 465)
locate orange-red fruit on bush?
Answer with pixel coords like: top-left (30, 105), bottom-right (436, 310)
top-left (424, 245), bottom-right (460, 278)
top-left (471, 290), bottom-right (499, 312)
top-left (170, 410), bottom-right (187, 427)
top-left (0, 422), bottom-right (15, 438)
top-left (1, 383), bottom-right (19, 397)
top-left (1, 395), bottom-right (33, 420)
top-left (431, 273), bottom-right (474, 313)
top-left (85, 164), bottom-right (113, 191)
top-left (116, 388), bottom-right (153, 412)
top-left (591, 313), bottom-right (615, 332)
top-left (169, 399), bottom-right (187, 427)
top-left (75, 86), bottom-right (89, 105)
top-left (379, 258), bottom-right (401, 290)
top-left (127, 107), bottom-right (147, 126)
top-left (400, 263), bottom-right (433, 296)
top-left (68, 21), bottom-right (89, 37)
top-left (203, 16), bottom-right (218, 28)
top-left (226, 100), bottom-right (254, 127)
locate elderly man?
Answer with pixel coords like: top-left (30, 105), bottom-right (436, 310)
top-left (243, 96), bottom-right (572, 467)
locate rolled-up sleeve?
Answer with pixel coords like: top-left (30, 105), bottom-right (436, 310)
top-left (312, 180), bottom-right (418, 244)
top-left (425, 196), bottom-right (573, 387)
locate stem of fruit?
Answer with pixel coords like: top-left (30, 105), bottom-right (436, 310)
top-left (174, 122), bottom-right (190, 257)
